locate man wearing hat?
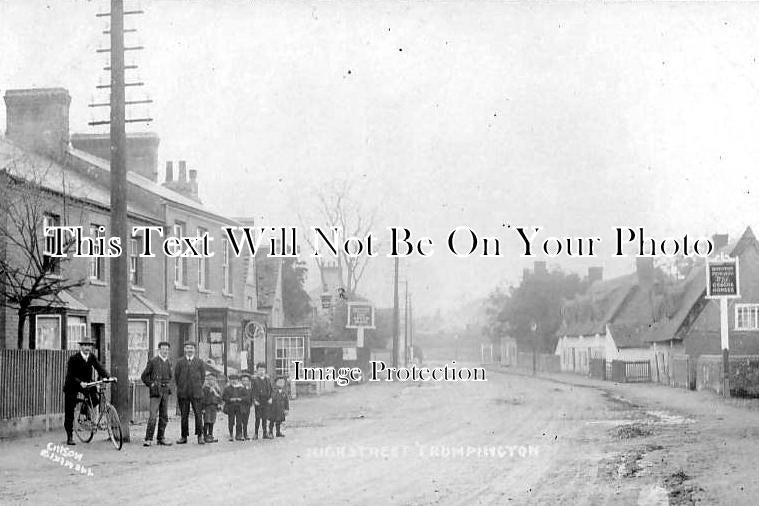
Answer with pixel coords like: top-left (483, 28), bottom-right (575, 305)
top-left (63, 336), bottom-right (110, 446)
top-left (173, 341), bottom-right (206, 445)
top-left (140, 341), bottom-right (174, 447)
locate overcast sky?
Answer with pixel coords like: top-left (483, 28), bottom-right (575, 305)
top-left (3, 1), bottom-right (759, 316)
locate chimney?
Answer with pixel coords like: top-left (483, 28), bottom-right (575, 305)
top-left (712, 233), bottom-right (729, 251)
top-left (178, 160), bottom-right (187, 182)
top-left (188, 169), bottom-right (199, 200)
top-left (587, 266), bottom-right (603, 285)
top-left (636, 257), bottom-right (655, 285)
top-left (165, 161), bottom-right (173, 182)
top-left (522, 268), bottom-right (531, 282)
top-left (4, 88), bottom-right (71, 160)
top-left (533, 261), bottom-right (547, 276)
top-left (71, 131), bottom-right (160, 181)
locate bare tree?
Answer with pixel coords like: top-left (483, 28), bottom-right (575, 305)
top-left (0, 155), bottom-right (85, 348)
top-left (300, 179), bottom-right (376, 297)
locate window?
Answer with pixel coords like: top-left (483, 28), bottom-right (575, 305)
top-left (173, 222), bottom-right (187, 287)
top-left (197, 227), bottom-right (209, 290)
top-left (222, 238), bottom-right (232, 295)
top-left (275, 336), bottom-right (305, 379)
top-left (154, 320), bottom-right (167, 353)
top-left (42, 213), bottom-right (62, 275)
top-left (67, 316), bottom-right (87, 350)
top-left (736, 304), bottom-right (759, 330)
top-left (128, 320), bottom-right (149, 380)
top-left (129, 234), bottom-right (142, 286)
top-left (36, 315), bottom-right (61, 349)
top-left (89, 224), bottom-right (105, 281)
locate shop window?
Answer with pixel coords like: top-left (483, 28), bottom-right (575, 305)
top-left (128, 320), bottom-right (149, 380)
top-left (275, 336), bottom-right (305, 379)
top-left (36, 315), bottom-right (61, 349)
top-left (154, 320), bottom-right (167, 353)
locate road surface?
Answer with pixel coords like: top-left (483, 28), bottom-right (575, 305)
top-left (1, 365), bottom-right (758, 505)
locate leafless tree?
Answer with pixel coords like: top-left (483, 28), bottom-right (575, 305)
top-left (299, 179), bottom-right (376, 297)
top-left (0, 154), bottom-right (85, 348)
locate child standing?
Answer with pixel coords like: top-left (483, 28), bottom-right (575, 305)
top-left (222, 374), bottom-right (245, 441)
top-left (251, 362), bottom-right (273, 439)
top-left (269, 376), bottom-right (290, 437)
top-left (201, 372), bottom-right (222, 443)
top-left (240, 374), bottom-right (253, 440)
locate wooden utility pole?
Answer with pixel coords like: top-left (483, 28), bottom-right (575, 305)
top-left (109, 0), bottom-right (130, 441)
top-left (392, 257), bottom-right (399, 368)
top-left (404, 279), bottom-right (409, 366)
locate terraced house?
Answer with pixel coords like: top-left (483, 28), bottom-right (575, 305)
top-left (0, 88), bottom-right (283, 381)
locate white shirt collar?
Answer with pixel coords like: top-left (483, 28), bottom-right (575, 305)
top-left (80, 351), bottom-right (90, 361)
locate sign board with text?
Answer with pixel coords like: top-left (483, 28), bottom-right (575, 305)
top-left (346, 302), bottom-right (375, 329)
top-left (706, 258), bottom-right (740, 299)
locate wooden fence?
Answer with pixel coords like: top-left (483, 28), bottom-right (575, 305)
top-left (610, 360), bottom-right (651, 383)
top-left (0, 350), bottom-right (70, 420)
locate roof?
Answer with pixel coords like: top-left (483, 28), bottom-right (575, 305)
top-left (127, 292), bottom-right (168, 316)
top-left (0, 137), bottom-right (155, 220)
top-left (557, 273), bottom-right (637, 337)
top-left (67, 146), bottom-right (237, 225)
top-left (31, 290), bottom-right (89, 312)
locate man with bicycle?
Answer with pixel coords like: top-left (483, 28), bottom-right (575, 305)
top-left (63, 336), bottom-right (110, 446)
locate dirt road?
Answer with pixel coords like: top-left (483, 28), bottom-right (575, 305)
top-left (1, 366), bottom-right (756, 505)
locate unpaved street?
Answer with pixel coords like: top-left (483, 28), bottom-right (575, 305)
top-left (1, 366), bottom-right (758, 505)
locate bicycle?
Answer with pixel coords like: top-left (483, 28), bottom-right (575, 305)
top-left (73, 377), bottom-right (123, 450)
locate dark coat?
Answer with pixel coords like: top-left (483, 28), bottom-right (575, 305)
top-left (63, 352), bottom-right (109, 393)
top-left (222, 384), bottom-right (245, 414)
top-left (174, 356), bottom-right (205, 399)
top-left (140, 356), bottom-right (173, 397)
top-left (240, 385), bottom-right (253, 412)
top-left (270, 388), bottom-right (289, 422)
top-left (251, 375), bottom-right (273, 404)
top-left (202, 384), bottom-right (222, 422)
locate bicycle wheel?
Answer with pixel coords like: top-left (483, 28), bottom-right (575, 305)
top-left (74, 400), bottom-right (95, 443)
top-left (104, 404), bottom-right (123, 450)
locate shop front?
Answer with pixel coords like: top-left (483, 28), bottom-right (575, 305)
top-left (196, 307), bottom-right (266, 376)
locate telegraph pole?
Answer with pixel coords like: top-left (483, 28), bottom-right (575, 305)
top-left (404, 280), bottom-right (409, 366)
top-left (392, 257), bottom-right (399, 368)
top-left (108, 0), bottom-right (130, 442)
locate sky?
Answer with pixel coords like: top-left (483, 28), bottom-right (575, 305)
top-left (3, 1), bottom-right (759, 317)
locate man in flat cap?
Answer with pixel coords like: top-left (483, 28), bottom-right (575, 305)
top-left (141, 341), bottom-right (174, 447)
top-left (63, 336), bottom-right (110, 446)
top-left (174, 341), bottom-right (206, 445)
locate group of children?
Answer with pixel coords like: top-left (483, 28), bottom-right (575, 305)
top-left (200, 362), bottom-right (290, 443)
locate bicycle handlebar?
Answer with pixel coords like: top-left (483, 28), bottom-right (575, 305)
top-left (82, 377), bottom-right (117, 388)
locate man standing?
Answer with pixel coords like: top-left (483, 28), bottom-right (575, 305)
top-left (141, 341), bottom-right (174, 447)
top-left (63, 336), bottom-right (110, 446)
top-left (174, 342), bottom-right (205, 445)
top-left (251, 362), bottom-right (273, 439)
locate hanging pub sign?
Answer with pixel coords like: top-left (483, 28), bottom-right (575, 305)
top-left (705, 255), bottom-right (740, 299)
top-left (346, 302), bottom-right (375, 329)
top-left (321, 293), bottom-right (333, 310)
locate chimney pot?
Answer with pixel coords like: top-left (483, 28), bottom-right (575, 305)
top-left (189, 169), bottom-right (197, 181)
top-left (165, 161), bottom-right (173, 182)
top-left (712, 233), bottom-right (729, 251)
top-left (178, 160), bottom-right (187, 182)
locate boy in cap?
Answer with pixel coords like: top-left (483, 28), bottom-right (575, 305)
top-left (201, 372), bottom-right (222, 443)
top-left (251, 362), bottom-right (273, 439)
top-left (269, 376), bottom-right (290, 437)
top-left (240, 373), bottom-right (253, 440)
top-left (222, 374), bottom-right (245, 441)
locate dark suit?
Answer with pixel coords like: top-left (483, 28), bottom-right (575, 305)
top-left (174, 356), bottom-right (205, 437)
top-left (252, 375), bottom-right (273, 436)
top-left (141, 356), bottom-right (173, 441)
top-left (63, 352), bottom-right (110, 436)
